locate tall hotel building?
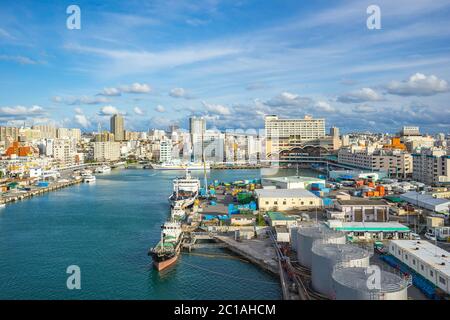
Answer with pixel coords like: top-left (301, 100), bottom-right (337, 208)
top-left (110, 114), bottom-right (125, 141)
top-left (264, 115), bottom-right (327, 159)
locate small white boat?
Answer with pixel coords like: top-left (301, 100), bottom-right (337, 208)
top-left (83, 175), bottom-right (96, 183)
top-left (95, 165), bottom-right (111, 174)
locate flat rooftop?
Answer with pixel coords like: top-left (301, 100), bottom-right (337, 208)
top-left (329, 221), bottom-right (410, 232)
top-left (262, 176), bottom-right (324, 183)
top-left (337, 198), bottom-right (389, 206)
top-left (390, 240), bottom-right (450, 277)
top-left (267, 211), bottom-right (297, 221)
top-left (255, 188), bottom-right (319, 198)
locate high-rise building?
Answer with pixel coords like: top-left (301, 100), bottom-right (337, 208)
top-left (330, 127), bottom-right (340, 138)
top-left (0, 126), bottom-right (20, 146)
top-left (93, 141), bottom-right (121, 161)
top-left (159, 140), bottom-right (172, 163)
top-left (110, 114), bottom-right (125, 141)
top-left (264, 115), bottom-right (326, 158)
top-left (189, 117), bottom-right (206, 136)
top-left (94, 131), bottom-right (115, 142)
top-left (32, 125), bottom-right (57, 139)
top-left (53, 138), bottom-right (76, 166)
top-left (412, 148), bottom-right (450, 185)
top-left (338, 146), bottom-right (413, 178)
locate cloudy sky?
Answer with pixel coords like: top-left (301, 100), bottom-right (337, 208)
top-left (1, 0), bottom-right (450, 133)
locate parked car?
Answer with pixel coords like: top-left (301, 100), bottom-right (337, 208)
top-left (424, 232), bottom-right (437, 241)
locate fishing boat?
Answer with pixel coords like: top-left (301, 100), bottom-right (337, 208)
top-left (149, 221), bottom-right (183, 271)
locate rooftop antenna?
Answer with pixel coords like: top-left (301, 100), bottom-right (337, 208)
top-left (97, 122), bottom-right (102, 134)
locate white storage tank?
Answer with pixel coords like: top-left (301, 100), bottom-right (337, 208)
top-left (296, 225), bottom-right (346, 268)
top-left (311, 242), bottom-right (371, 298)
top-left (332, 266), bottom-right (410, 300)
top-left (290, 226), bottom-right (299, 252)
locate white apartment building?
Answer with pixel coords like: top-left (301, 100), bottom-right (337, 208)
top-left (400, 126), bottom-right (420, 136)
top-left (56, 128), bottom-right (81, 141)
top-left (32, 125), bottom-right (57, 139)
top-left (53, 138), bottom-right (76, 166)
top-left (412, 148), bottom-right (450, 185)
top-left (338, 146), bottom-right (413, 177)
top-left (93, 141), bottom-right (121, 161)
top-left (264, 115), bottom-right (326, 157)
top-left (159, 140), bottom-right (172, 163)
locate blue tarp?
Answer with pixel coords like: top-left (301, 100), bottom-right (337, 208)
top-left (228, 204), bottom-right (239, 215)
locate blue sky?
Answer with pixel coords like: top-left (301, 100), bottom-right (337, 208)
top-left (1, 0), bottom-right (450, 133)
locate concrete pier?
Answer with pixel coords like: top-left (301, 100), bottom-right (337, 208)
top-left (214, 235), bottom-right (279, 275)
top-left (0, 179), bottom-right (82, 205)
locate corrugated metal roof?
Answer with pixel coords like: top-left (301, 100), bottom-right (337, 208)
top-left (401, 191), bottom-right (450, 207)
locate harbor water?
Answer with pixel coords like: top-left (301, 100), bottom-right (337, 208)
top-left (0, 168), bottom-right (314, 299)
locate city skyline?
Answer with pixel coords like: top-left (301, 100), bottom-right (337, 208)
top-left (1, 0), bottom-right (450, 134)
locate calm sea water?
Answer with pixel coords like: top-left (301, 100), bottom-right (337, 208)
top-left (0, 168), bottom-right (315, 300)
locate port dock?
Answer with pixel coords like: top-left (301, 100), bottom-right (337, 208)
top-left (0, 179), bottom-right (82, 205)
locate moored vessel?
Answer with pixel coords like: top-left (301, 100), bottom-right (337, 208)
top-left (149, 221), bottom-right (183, 271)
top-left (151, 162), bottom-right (210, 171)
top-left (169, 170), bottom-right (200, 208)
top-left (95, 165), bottom-right (111, 174)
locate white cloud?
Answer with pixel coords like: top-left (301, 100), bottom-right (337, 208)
top-left (169, 87), bottom-right (193, 99)
top-left (98, 105), bottom-right (121, 116)
top-left (99, 87), bottom-right (122, 96)
top-left (0, 55), bottom-right (38, 65)
top-left (337, 88), bottom-right (384, 103)
top-left (74, 107), bottom-right (83, 114)
top-left (202, 101), bottom-right (231, 116)
top-left (54, 95), bottom-right (110, 105)
top-left (119, 82), bottom-right (152, 94)
top-left (65, 43), bottom-right (241, 77)
top-left (0, 105), bottom-right (45, 117)
top-left (74, 114), bottom-right (90, 128)
top-left (386, 73), bottom-right (449, 96)
top-left (315, 101), bottom-right (335, 112)
top-left (155, 105), bottom-right (165, 113)
top-left (264, 92), bottom-right (312, 108)
top-left (133, 106), bottom-right (144, 115)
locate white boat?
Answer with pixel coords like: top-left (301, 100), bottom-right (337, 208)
top-left (171, 204), bottom-right (186, 220)
top-left (82, 172), bottom-right (96, 183)
top-left (169, 170), bottom-right (200, 208)
top-left (95, 165), bottom-right (111, 174)
top-left (152, 162), bottom-right (210, 171)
